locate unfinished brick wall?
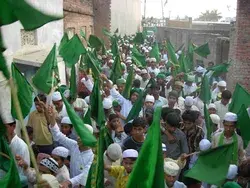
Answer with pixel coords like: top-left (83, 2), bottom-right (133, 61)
top-left (228, 0), bottom-right (250, 92)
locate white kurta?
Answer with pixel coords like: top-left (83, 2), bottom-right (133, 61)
top-left (10, 135), bottom-right (30, 175)
top-left (56, 165), bottom-right (70, 183)
top-left (214, 100), bottom-right (229, 125)
top-left (193, 97), bottom-right (204, 116)
top-left (183, 83), bottom-right (197, 96)
top-left (140, 79), bottom-right (149, 89)
top-left (50, 124), bottom-right (94, 187)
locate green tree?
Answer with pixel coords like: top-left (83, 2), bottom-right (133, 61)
top-left (195, 9), bottom-right (222, 22)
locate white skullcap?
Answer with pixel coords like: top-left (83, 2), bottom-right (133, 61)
top-left (177, 50), bottom-right (182, 55)
top-left (196, 66), bottom-right (206, 74)
top-left (38, 174), bottom-right (60, 188)
top-left (109, 59), bottom-right (114, 63)
top-left (227, 164), bottom-right (238, 180)
top-left (164, 161), bottom-right (180, 176)
top-left (84, 124), bottom-right (93, 134)
top-left (213, 81), bottom-right (218, 85)
top-left (103, 98), bottom-right (113, 109)
top-left (224, 112), bottom-right (237, 122)
top-left (141, 69), bottom-right (147, 74)
top-left (97, 55), bottom-right (102, 60)
top-left (126, 59), bottom-right (132, 64)
top-left (127, 56), bottom-right (132, 60)
top-left (162, 143), bottom-right (167, 152)
top-left (142, 47), bottom-right (146, 51)
top-left (210, 114), bottom-right (220, 125)
top-left (107, 143), bottom-right (122, 161)
top-left (218, 80), bottom-right (227, 87)
top-left (84, 96), bottom-right (90, 104)
top-left (52, 147), bottom-right (69, 158)
top-left (148, 47), bottom-right (152, 51)
top-left (102, 55), bottom-right (107, 59)
top-left (52, 91), bottom-right (62, 101)
top-left (130, 44), bottom-right (133, 48)
top-left (122, 149), bottom-right (138, 158)
top-left (208, 103), bottom-right (217, 110)
top-left (185, 96), bottom-right (194, 107)
top-left (61, 117), bottom-right (72, 125)
top-left (151, 58), bottom-right (156, 63)
top-left (145, 95), bottom-right (155, 103)
top-left (40, 158), bottom-right (59, 173)
top-left (63, 89), bottom-right (70, 98)
top-left (199, 139), bottom-right (211, 151)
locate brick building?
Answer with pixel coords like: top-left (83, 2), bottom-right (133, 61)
top-left (228, 0), bottom-right (250, 92)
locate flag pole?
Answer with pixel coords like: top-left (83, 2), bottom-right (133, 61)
top-left (9, 78), bottom-right (42, 182)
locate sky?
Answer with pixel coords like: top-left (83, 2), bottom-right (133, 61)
top-left (141, 0), bottom-right (237, 19)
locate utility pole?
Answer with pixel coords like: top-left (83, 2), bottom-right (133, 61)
top-left (144, 0), bottom-right (147, 18)
top-left (161, 0), bottom-right (164, 19)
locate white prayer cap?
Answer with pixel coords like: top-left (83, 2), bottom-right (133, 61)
top-left (126, 59), bottom-right (132, 64)
top-left (37, 174), bottom-right (60, 188)
top-left (40, 158), bottom-right (59, 173)
top-left (213, 81), bottom-right (218, 85)
top-left (97, 55), bottom-right (102, 60)
top-left (109, 59), bottom-right (114, 63)
top-left (142, 47), bottom-right (146, 51)
top-left (162, 143), bottom-right (167, 152)
top-left (84, 124), bottom-right (93, 134)
top-left (52, 91), bottom-right (62, 101)
top-left (210, 114), bottom-right (220, 125)
top-left (164, 161), bottom-right (180, 176)
top-left (130, 44), bottom-right (133, 48)
top-left (224, 112), bottom-right (237, 122)
top-left (103, 98), bottom-right (113, 109)
top-left (52, 147), bottom-right (69, 158)
top-left (227, 165), bottom-right (238, 180)
top-left (148, 47), bottom-right (152, 51)
top-left (122, 149), bottom-right (138, 159)
top-left (208, 103), bottom-right (217, 110)
top-left (185, 96), bottom-right (194, 107)
top-left (218, 80), bottom-right (227, 87)
top-left (84, 96), bottom-right (90, 104)
top-left (199, 139), bottom-right (211, 151)
top-left (145, 95), bottom-right (155, 103)
top-left (61, 117), bottom-right (72, 125)
top-left (102, 55), bottom-right (107, 59)
top-left (151, 58), bottom-right (156, 63)
top-left (177, 50), bottom-right (182, 55)
top-left (107, 143), bottom-right (122, 161)
top-left (196, 66), bottom-right (206, 74)
top-left (3, 116), bottom-right (15, 124)
top-left (126, 56), bottom-right (132, 60)
top-left (63, 89), bottom-right (70, 98)
top-left (145, 50), bottom-right (149, 53)
top-left (141, 69), bottom-right (147, 74)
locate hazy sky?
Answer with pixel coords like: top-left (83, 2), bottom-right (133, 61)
top-left (141, 0), bottom-right (237, 19)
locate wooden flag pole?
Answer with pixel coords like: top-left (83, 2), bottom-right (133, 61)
top-left (0, 152), bottom-right (10, 160)
top-left (9, 78), bottom-right (42, 182)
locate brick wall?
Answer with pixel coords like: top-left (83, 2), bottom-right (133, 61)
top-left (228, 0), bottom-right (250, 92)
top-left (63, 0), bottom-right (94, 40)
top-left (93, 0), bottom-right (111, 45)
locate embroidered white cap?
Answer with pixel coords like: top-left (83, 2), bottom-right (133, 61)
top-left (122, 149), bottom-right (138, 159)
top-left (145, 95), bottom-right (155, 103)
top-left (52, 91), bottom-right (62, 101)
top-left (164, 161), bottom-right (180, 176)
top-left (52, 147), bottom-right (69, 158)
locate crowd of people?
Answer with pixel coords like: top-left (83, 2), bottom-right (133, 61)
top-left (1, 33), bottom-right (250, 188)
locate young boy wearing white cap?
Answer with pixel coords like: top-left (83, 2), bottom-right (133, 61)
top-left (212, 80), bottom-right (227, 102)
top-left (164, 161), bottom-right (187, 188)
top-left (140, 69), bottom-right (149, 89)
top-left (212, 112), bottom-right (246, 165)
top-left (208, 103), bottom-right (217, 115)
top-left (52, 91), bottom-right (68, 123)
top-left (184, 96), bottom-right (200, 112)
top-left (60, 116), bottom-right (77, 141)
top-left (51, 146), bottom-right (70, 183)
top-left (105, 149), bottom-right (138, 188)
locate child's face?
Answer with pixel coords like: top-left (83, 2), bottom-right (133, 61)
top-left (122, 158), bottom-right (136, 173)
top-left (131, 126), bottom-right (145, 139)
top-left (110, 118), bottom-right (121, 130)
top-left (168, 96), bottom-right (177, 105)
top-left (144, 101), bottom-right (154, 108)
top-left (208, 108), bottom-right (216, 114)
top-left (61, 124), bottom-right (72, 136)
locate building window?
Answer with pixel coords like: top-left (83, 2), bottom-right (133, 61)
top-left (66, 27), bottom-right (75, 39)
top-left (21, 30), bottom-right (37, 46)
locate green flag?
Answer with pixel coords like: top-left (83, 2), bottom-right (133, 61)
top-left (133, 32), bottom-right (144, 44)
top-left (149, 42), bottom-right (160, 63)
top-left (126, 91), bottom-right (144, 123)
top-left (178, 53), bottom-right (189, 73)
top-left (89, 35), bottom-right (103, 51)
top-left (59, 34), bottom-right (86, 67)
top-left (204, 104), bottom-right (213, 141)
top-left (0, 0), bottom-right (62, 30)
top-left (237, 104), bottom-right (250, 148)
top-left (185, 143), bottom-right (234, 186)
top-left (122, 67), bottom-right (134, 99)
top-left (186, 42), bottom-right (195, 71)
top-left (90, 79), bottom-right (106, 127)
top-left (69, 65), bottom-right (77, 101)
top-left (83, 108), bottom-right (92, 125)
top-left (32, 44), bottom-right (59, 94)
top-left (199, 74), bottom-right (211, 104)
top-left (80, 29), bottom-right (87, 41)
top-left (229, 83), bottom-right (250, 114)
top-left (206, 63), bottom-right (230, 77)
top-left (102, 28), bottom-right (113, 38)
top-left (58, 33), bottom-right (69, 52)
top-left (11, 64), bottom-right (33, 119)
top-left (111, 36), bottom-right (119, 57)
top-left (194, 42), bottom-right (210, 58)
top-left (110, 55), bottom-right (122, 84)
top-left (127, 107), bottom-right (165, 188)
top-left (131, 46), bottom-right (146, 68)
top-left (60, 89), bottom-right (97, 147)
top-left (85, 51), bottom-right (102, 78)
top-left (166, 39), bottom-right (179, 77)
